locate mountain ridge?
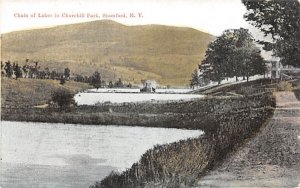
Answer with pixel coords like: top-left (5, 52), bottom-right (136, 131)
top-left (1, 20), bottom-right (215, 86)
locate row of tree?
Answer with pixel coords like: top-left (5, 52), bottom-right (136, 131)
top-left (191, 0), bottom-right (300, 87)
top-left (1, 59), bottom-right (132, 89)
top-left (1, 60), bottom-right (71, 80)
top-left (73, 73), bottom-right (130, 88)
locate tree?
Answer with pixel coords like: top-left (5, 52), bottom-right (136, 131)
top-left (190, 69), bottom-right (200, 88)
top-left (242, 0), bottom-right (300, 67)
top-left (1, 61), bottom-right (4, 76)
top-left (90, 71), bottom-right (102, 89)
top-left (60, 75), bottom-right (66, 85)
top-left (50, 70), bottom-right (57, 80)
top-left (108, 81), bottom-right (114, 88)
top-left (22, 65), bottom-right (29, 78)
top-left (234, 46), bottom-right (267, 81)
top-left (51, 89), bottom-right (75, 108)
top-left (114, 78), bottom-right (124, 88)
top-left (15, 65), bottom-right (23, 79)
top-left (200, 28), bottom-right (266, 83)
top-left (45, 67), bottom-right (50, 79)
top-left (64, 67), bottom-right (70, 80)
top-left (4, 61), bottom-right (13, 78)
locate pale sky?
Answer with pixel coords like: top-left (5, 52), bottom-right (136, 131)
top-left (0, 0), bottom-right (249, 35)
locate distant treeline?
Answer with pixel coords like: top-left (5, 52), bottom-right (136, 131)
top-left (1, 59), bottom-right (132, 88)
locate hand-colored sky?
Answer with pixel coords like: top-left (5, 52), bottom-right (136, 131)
top-left (0, 0), bottom-right (249, 35)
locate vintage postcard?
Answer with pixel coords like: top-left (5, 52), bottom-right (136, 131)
top-left (1, 0), bottom-right (299, 187)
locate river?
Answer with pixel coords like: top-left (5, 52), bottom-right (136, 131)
top-left (0, 121), bottom-right (202, 188)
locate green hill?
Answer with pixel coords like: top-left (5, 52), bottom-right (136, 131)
top-left (1, 20), bottom-right (214, 86)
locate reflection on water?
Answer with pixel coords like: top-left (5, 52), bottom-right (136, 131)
top-left (0, 121), bottom-right (202, 188)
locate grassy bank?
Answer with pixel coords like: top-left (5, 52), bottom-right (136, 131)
top-left (90, 92), bottom-right (275, 188)
top-left (2, 94), bottom-right (274, 131)
top-left (1, 77), bottom-right (92, 108)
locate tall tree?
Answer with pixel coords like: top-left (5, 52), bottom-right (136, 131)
top-left (200, 28), bottom-right (266, 83)
top-left (242, 0), bottom-right (300, 67)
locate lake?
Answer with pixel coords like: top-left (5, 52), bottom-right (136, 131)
top-left (0, 121), bottom-right (202, 188)
top-left (74, 92), bottom-right (204, 105)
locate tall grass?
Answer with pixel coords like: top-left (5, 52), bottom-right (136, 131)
top-left (90, 93), bottom-right (275, 188)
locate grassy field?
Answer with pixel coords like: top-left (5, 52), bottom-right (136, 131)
top-left (1, 77), bottom-right (92, 108)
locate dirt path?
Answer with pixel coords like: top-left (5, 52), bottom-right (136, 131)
top-left (197, 92), bottom-right (300, 188)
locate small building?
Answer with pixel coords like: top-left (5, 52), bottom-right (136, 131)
top-left (270, 60), bottom-right (300, 80)
top-left (140, 80), bottom-right (157, 92)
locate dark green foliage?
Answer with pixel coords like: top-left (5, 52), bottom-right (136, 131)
top-left (242, 0), bottom-right (300, 67)
top-left (51, 89), bottom-right (75, 108)
top-left (200, 28), bottom-right (266, 83)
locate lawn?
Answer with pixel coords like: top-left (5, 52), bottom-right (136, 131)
top-left (1, 77), bottom-right (92, 108)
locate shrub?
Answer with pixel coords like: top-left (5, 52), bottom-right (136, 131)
top-left (51, 89), bottom-right (75, 108)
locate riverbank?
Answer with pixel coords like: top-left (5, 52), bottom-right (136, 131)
top-left (91, 92), bottom-right (275, 188)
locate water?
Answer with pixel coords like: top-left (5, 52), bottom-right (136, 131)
top-left (0, 121), bottom-right (202, 188)
top-left (75, 92), bottom-right (204, 105)
top-left (87, 88), bottom-right (193, 93)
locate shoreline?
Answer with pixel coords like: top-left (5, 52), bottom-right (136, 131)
top-left (1, 93), bottom-right (274, 131)
top-left (93, 92), bottom-right (276, 188)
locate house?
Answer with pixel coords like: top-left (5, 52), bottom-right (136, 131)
top-left (140, 80), bottom-right (157, 92)
top-left (269, 60), bottom-right (300, 80)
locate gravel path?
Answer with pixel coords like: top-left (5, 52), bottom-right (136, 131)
top-left (197, 92), bottom-right (300, 188)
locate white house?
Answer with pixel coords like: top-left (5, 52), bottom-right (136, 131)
top-left (269, 60), bottom-right (300, 79)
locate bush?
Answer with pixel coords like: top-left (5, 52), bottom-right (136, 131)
top-left (51, 89), bottom-right (75, 108)
top-left (277, 81), bottom-right (293, 91)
